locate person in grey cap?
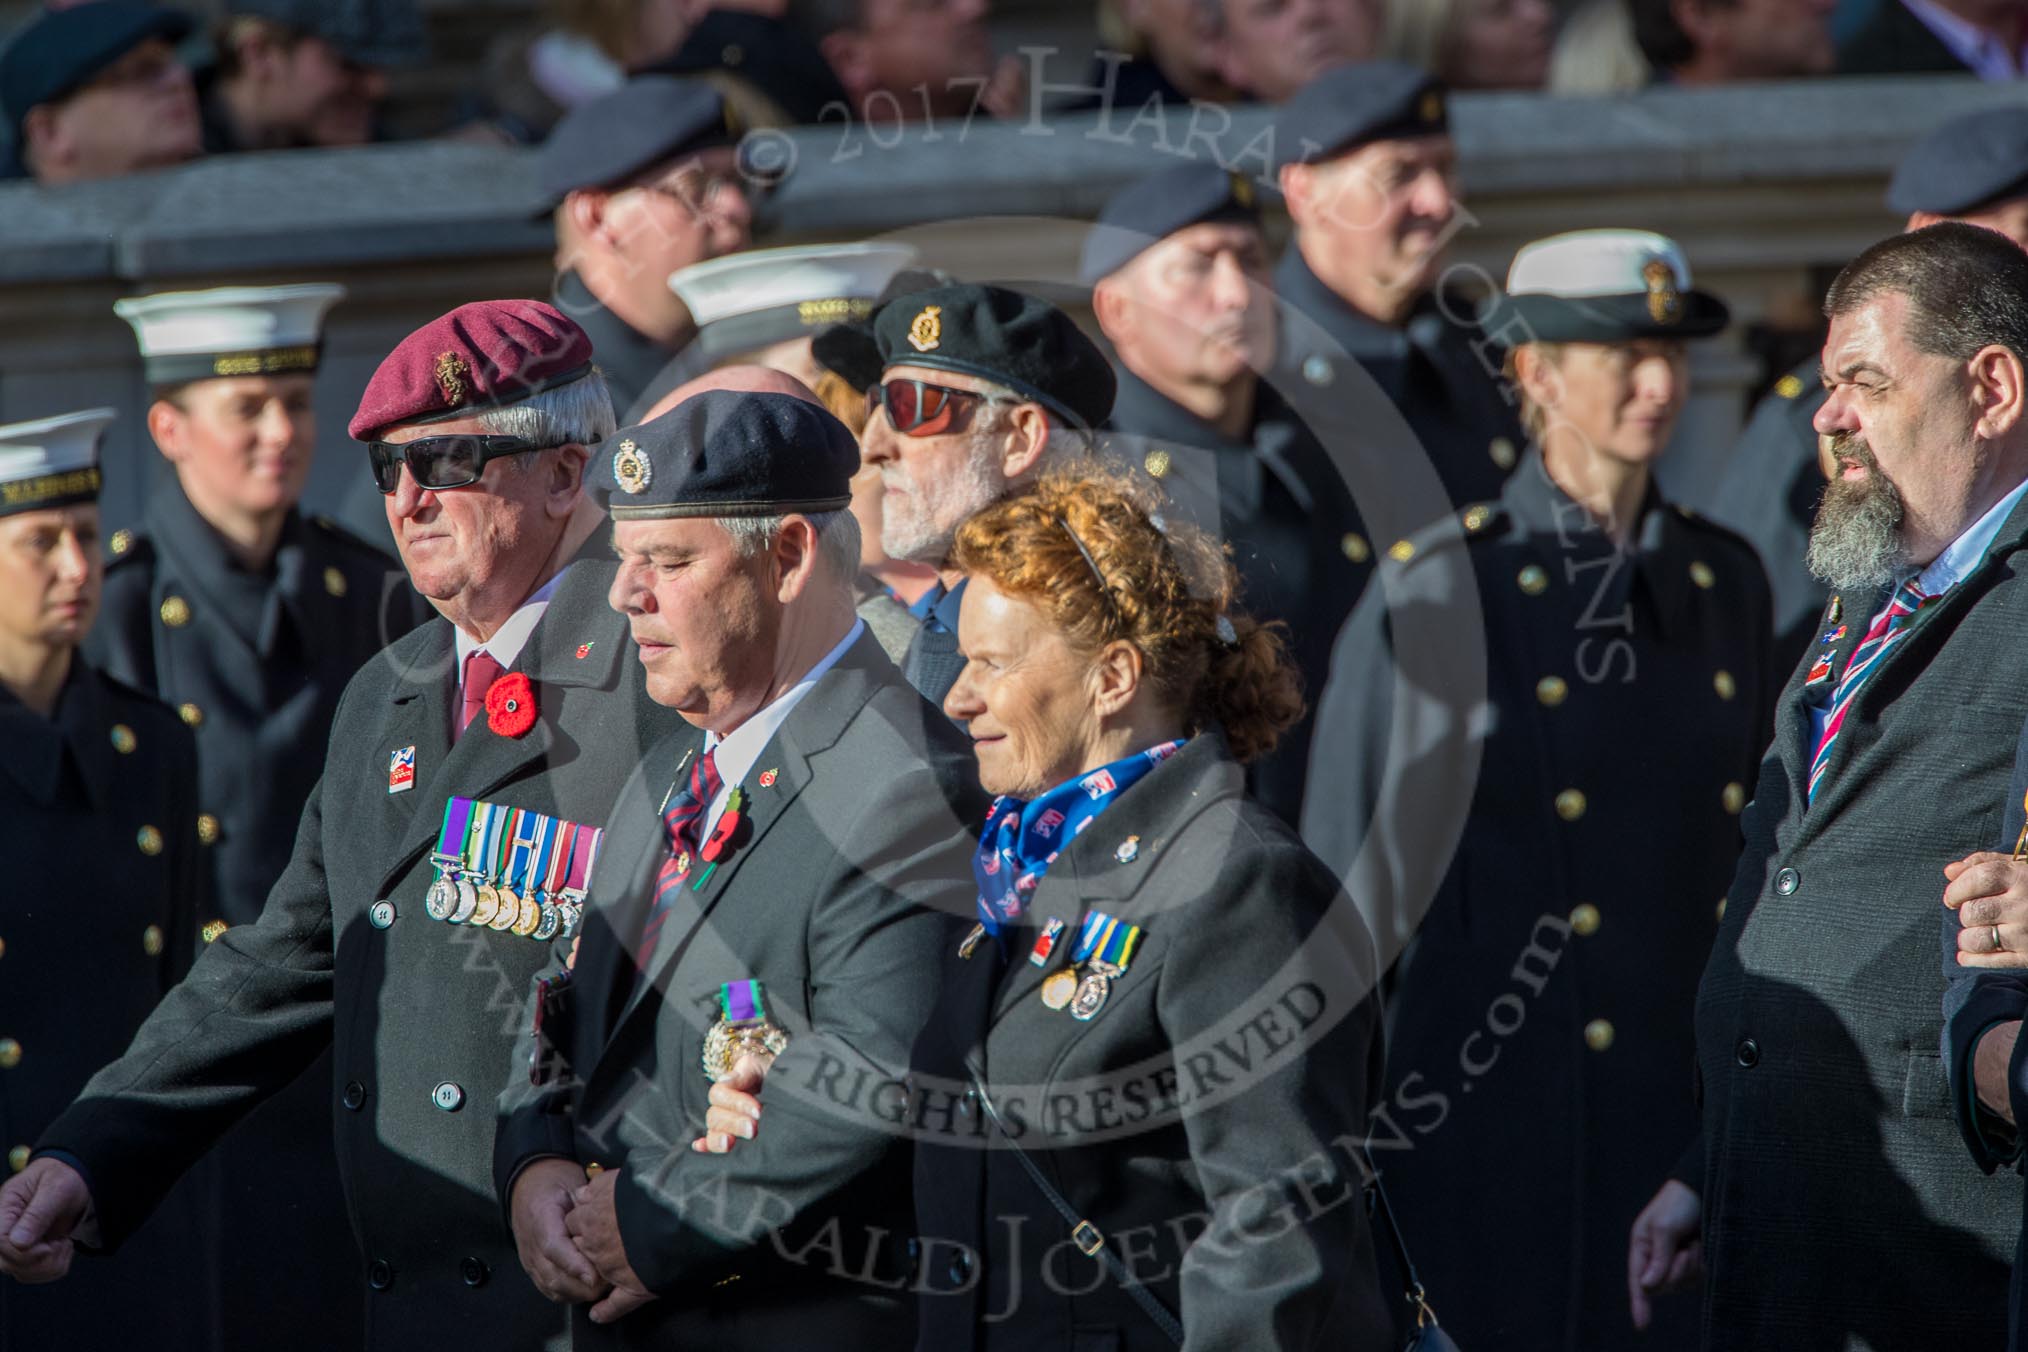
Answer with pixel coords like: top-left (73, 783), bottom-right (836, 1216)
top-left (197, 0), bottom-right (426, 152)
top-left (1, 0), bottom-right (202, 184)
top-left (1707, 104), bottom-right (2028, 678)
top-left (542, 76), bottom-right (756, 417)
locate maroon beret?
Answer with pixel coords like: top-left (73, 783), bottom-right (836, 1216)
top-left (348, 299), bottom-right (596, 440)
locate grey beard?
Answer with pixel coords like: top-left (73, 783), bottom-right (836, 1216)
top-left (1806, 470), bottom-right (1907, 591)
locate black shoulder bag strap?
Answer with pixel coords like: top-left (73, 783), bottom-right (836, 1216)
top-left (971, 1073), bottom-right (1185, 1347)
top-left (1362, 1147), bottom-right (1458, 1351)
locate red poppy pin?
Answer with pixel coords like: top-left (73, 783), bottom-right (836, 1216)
top-left (758, 768), bottom-right (778, 788)
top-left (485, 672), bottom-right (538, 738)
top-left (575, 643), bottom-right (593, 660)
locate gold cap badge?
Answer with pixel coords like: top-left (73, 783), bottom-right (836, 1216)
top-left (434, 352), bottom-right (471, 407)
top-left (1420, 90), bottom-right (1444, 124)
top-left (1643, 258), bottom-right (1682, 325)
top-left (1229, 172), bottom-right (1254, 209)
top-left (612, 438), bottom-right (651, 495)
top-left (907, 305), bottom-right (942, 353)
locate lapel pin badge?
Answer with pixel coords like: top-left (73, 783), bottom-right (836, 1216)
top-left (759, 768), bottom-right (778, 788)
top-left (575, 643), bottom-right (593, 660)
top-left (388, 745), bottom-right (416, 794)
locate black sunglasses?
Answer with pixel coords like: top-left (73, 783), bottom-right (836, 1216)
top-left (366, 435), bottom-right (551, 495)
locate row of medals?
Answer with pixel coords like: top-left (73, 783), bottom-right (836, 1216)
top-left (1042, 957), bottom-right (1123, 1022)
top-left (423, 851), bottom-right (583, 941)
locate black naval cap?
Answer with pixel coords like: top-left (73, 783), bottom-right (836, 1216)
top-left (592, 389), bottom-right (860, 521)
top-left (1886, 107), bottom-right (2028, 218)
top-left (223, 0), bottom-right (428, 69)
top-left (870, 283), bottom-right (1117, 432)
top-left (1079, 162), bottom-right (1264, 286)
top-left (539, 76), bottom-right (737, 202)
top-left (1273, 61), bottom-right (1448, 171)
top-left (1, 2), bottom-right (193, 128)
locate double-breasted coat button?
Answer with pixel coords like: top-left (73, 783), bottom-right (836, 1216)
top-left (1716, 897), bottom-right (1728, 921)
top-left (1555, 790), bottom-right (1586, 822)
top-left (369, 901), bottom-right (397, 929)
top-left (1584, 1019), bottom-right (1614, 1052)
top-left (1302, 355), bottom-right (1333, 386)
top-left (201, 919), bottom-right (230, 943)
top-left (959, 1087), bottom-right (979, 1118)
top-left (947, 1250), bottom-right (974, 1285)
top-left (1722, 782), bottom-right (1746, 814)
top-left (1462, 504), bottom-right (1492, 532)
top-left (433, 1082), bottom-right (465, 1112)
top-left (1569, 904), bottom-right (1600, 936)
top-left (1536, 676), bottom-right (1568, 707)
top-left (1774, 867), bottom-right (1799, 896)
top-left (1340, 532), bottom-right (1370, 563)
top-left (342, 1081), bottom-right (367, 1111)
top-left (460, 1257), bottom-right (489, 1287)
top-left (323, 566), bottom-right (348, 598)
top-left (367, 1259), bottom-right (395, 1290)
top-left (1489, 436), bottom-right (1518, 469)
top-left (1517, 565), bottom-right (1548, 596)
top-left (142, 925), bottom-right (164, 956)
top-left (1143, 449), bottom-right (1171, 479)
top-left (0, 1039), bottom-right (21, 1069)
top-left (1735, 1038), bottom-right (1760, 1068)
top-left (1387, 539), bottom-right (1415, 563)
top-left (1713, 670), bottom-right (1737, 700)
top-left (1689, 561), bottom-right (1716, 589)
top-left (7, 1146), bottom-right (27, 1173)
top-left (197, 813), bottom-right (220, 845)
top-left (178, 702), bottom-right (203, 728)
top-left (110, 529), bottom-right (132, 556)
top-left (109, 724), bottom-right (136, 753)
top-left (159, 595), bottom-right (191, 627)
top-left (136, 825), bottom-right (163, 856)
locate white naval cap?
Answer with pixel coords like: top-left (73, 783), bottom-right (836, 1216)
top-left (669, 242), bottom-right (920, 336)
top-left (0, 409), bottom-right (114, 518)
top-left (1498, 229), bottom-right (1728, 343)
top-left (113, 283), bottom-right (347, 385)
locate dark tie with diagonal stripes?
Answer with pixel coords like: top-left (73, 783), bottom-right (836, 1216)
top-left (636, 748), bottom-right (722, 970)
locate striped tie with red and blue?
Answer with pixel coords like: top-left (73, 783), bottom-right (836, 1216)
top-left (1807, 576), bottom-right (1930, 803)
top-left (637, 748), bottom-right (722, 968)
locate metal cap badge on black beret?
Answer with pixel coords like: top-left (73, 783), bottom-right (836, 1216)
top-left (1887, 108), bottom-right (2028, 218)
top-left (871, 283), bottom-right (1116, 432)
top-left (1494, 229), bottom-right (1728, 344)
top-left (538, 76), bottom-right (737, 202)
top-left (594, 389), bottom-right (860, 521)
top-left (1, 2), bottom-right (193, 126)
top-left (1273, 61), bottom-right (1448, 171)
top-left (1079, 163), bottom-right (1264, 287)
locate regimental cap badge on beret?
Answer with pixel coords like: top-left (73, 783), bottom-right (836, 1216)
top-left (612, 438), bottom-right (651, 495)
top-left (1420, 89), bottom-right (1445, 125)
top-left (1229, 172), bottom-right (1254, 210)
top-left (435, 352), bottom-right (471, 407)
top-left (1643, 257), bottom-right (1682, 325)
top-left (907, 305), bottom-right (942, 353)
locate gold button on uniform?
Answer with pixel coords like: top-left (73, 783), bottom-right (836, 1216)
top-left (1689, 561), bottom-right (1716, 589)
top-left (1340, 533), bottom-right (1370, 563)
top-left (1387, 539), bottom-right (1415, 563)
top-left (179, 702), bottom-right (203, 728)
top-left (7, 1146), bottom-right (27, 1174)
top-left (142, 925), bottom-right (165, 957)
top-left (1716, 897), bottom-right (1728, 922)
top-left (1536, 676), bottom-right (1568, 707)
top-left (1775, 373), bottom-right (1805, 399)
top-left (1143, 449), bottom-right (1171, 478)
top-left (1570, 904), bottom-right (1601, 936)
top-left (324, 566), bottom-right (348, 597)
top-left (1489, 436), bottom-right (1517, 469)
top-left (1713, 670), bottom-right (1736, 700)
top-left (1462, 505), bottom-right (1491, 532)
top-left (201, 919), bottom-right (230, 944)
top-left (110, 529), bottom-right (133, 556)
top-left (136, 825), bottom-right (163, 856)
top-left (110, 724), bottom-right (136, 754)
top-left (197, 813), bottom-right (220, 845)
top-left (1722, 781), bottom-right (1746, 814)
top-left (0, 1039), bottom-right (23, 1070)
top-left (1584, 1019), bottom-right (1615, 1052)
top-left (1518, 565), bottom-right (1548, 595)
top-left (1555, 789), bottom-right (1586, 821)
top-left (160, 595), bottom-right (191, 627)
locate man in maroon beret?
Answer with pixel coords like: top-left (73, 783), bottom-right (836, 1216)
top-left (0, 300), bottom-right (689, 1352)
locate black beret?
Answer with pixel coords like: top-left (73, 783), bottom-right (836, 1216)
top-left (1079, 162), bottom-right (1264, 286)
top-left (592, 389), bottom-right (860, 521)
top-left (1, 2), bottom-right (193, 127)
top-left (810, 266), bottom-right (954, 393)
top-left (1886, 107), bottom-right (2028, 218)
top-left (1273, 61), bottom-right (1448, 171)
top-left (223, 0), bottom-right (428, 68)
top-left (539, 76), bottom-right (736, 202)
top-left (870, 283), bottom-right (1116, 432)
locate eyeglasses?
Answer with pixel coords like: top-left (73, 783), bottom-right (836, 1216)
top-left (871, 379), bottom-right (1013, 437)
top-left (366, 435), bottom-right (550, 495)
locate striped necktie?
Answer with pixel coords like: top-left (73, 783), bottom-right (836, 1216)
top-left (637, 748), bottom-right (722, 969)
top-left (1807, 576), bottom-right (1931, 802)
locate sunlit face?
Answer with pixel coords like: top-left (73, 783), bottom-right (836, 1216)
top-left (1215, 0), bottom-right (1378, 100)
top-left (1526, 339), bottom-right (1689, 467)
top-left (1284, 134), bottom-right (1459, 316)
top-left (608, 516), bottom-right (778, 725)
top-left (0, 505), bottom-right (101, 651)
top-left (33, 38), bottom-right (200, 182)
top-left (853, 0), bottom-right (996, 114)
top-left (152, 375), bottom-right (316, 517)
top-left (1102, 221), bottom-right (1276, 389)
top-left (1445, 0), bottom-right (1554, 89)
top-left (943, 574), bottom-right (1104, 798)
top-left (585, 147), bottom-right (755, 328)
top-left (379, 415), bottom-right (566, 608)
top-left (858, 364), bottom-right (1014, 564)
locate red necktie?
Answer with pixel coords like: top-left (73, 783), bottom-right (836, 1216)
top-left (458, 649), bottom-right (506, 741)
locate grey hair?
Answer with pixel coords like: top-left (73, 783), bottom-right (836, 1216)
top-left (472, 370), bottom-right (618, 448)
top-left (969, 375), bottom-right (1096, 476)
top-left (721, 509), bottom-right (861, 581)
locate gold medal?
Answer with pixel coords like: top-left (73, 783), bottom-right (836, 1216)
top-left (511, 892), bottom-right (542, 937)
top-left (700, 1019), bottom-right (790, 1081)
top-left (489, 887), bottom-right (522, 932)
top-left (1040, 969), bottom-right (1078, 1010)
top-left (470, 884), bottom-right (501, 927)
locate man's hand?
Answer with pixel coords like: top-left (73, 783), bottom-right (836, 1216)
top-left (566, 1168), bottom-right (657, 1325)
top-left (0, 1158), bottom-right (96, 1283)
top-left (1945, 852), bottom-right (2028, 967)
top-left (509, 1158), bottom-right (609, 1304)
top-left (693, 1051), bottom-right (771, 1155)
top-left (1975, 1021), bottom-right (2023, 1126)
top-left (1627, 1179), bottom-right (1703, 1331)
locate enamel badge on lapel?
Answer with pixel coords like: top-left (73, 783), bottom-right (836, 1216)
top-left (1028, 917), bottom-right (1065, 967)
top-left (388, 745), bottom-right (416, 794)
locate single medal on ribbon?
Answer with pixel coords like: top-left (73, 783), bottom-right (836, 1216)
top-left (700, 978), bottom-right (789, 1081)
top-left (426, 796), bottom-right (476, 921)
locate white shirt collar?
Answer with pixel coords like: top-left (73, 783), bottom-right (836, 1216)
top-left (1899, 0), bottom-right (2027, 78)
top-left (701, 619), bottom-right (865, 828)
top-left (453, 565), bottom-right (571, 689)
top-left (1916, 475), bottom-right (2028, 595)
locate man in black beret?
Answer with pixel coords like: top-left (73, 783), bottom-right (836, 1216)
top-left (1, 1), bottom-right (202, 183)
top-left (496, 388), bottom-right (978, 1348)
top-left (197, 0), bottom-right (425, 153)
top-left (1707, 105), bottom-right (2028, 678)
top-left (1272, 61), bottom-right (1523, 534)
top-left (836, 282), bottom-right (1115, 704)
top-left (543, 76), bottom-right (756, 416)
top-left (1086, 160), bottom-right (1367, 825)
